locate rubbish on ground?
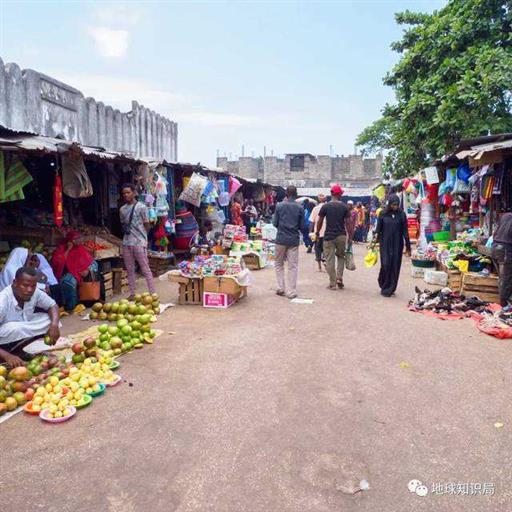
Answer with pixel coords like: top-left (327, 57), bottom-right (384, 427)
top-left (291, 298), bottom-right (314, 304)
top-left (399, 361), bottom-right (410, 369)
top-left (494, 422), bottom-right (504, 429)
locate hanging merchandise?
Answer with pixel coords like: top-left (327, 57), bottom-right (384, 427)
top-left (154, 173), bottom-right (170, 216)
top-left (372, 184), bottom-right (386, 201)
top-left (439, 168), bottom-right (457, 195)
top-left (457, 163), bottom-right (472, 184)
top-left (174, 202), bottom-right (199, 249)
top-left (424, 167), bottom-right (440, 185)
top-left (492, 165), bottom-right (504, 195)
top-left (453, 175), bottom-right (470, 194)
top-left (53, 171), bottom-right (64, 227)
top-left (219, 191), bottom-right (230, 207)
top-left (179, 172), bottom-right (208, 207)
top-left (61, 151), bottom-right (93, 198)
top-left (0, 152), bottom-right (34, 203)
top-left (217, 209), bottom-right (226, 224)
top-left (153, 217), bottom-right (169, 251)
top-left (229, 176), bottom-right (242, 197)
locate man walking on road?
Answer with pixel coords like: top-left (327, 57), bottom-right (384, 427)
top-left (120, 183), bottom-right (156, 300)
top-left (309, 193), bottom-right (327, 271)
top-left (273, 186), bottom-right (304, 299)
top-left (316, 184), bottom-right (351, 290)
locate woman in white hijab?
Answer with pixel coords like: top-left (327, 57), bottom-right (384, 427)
top-left (0, 247), bottom-right (29, 291)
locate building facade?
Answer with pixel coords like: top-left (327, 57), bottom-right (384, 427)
top-left (216, 153), bottom-right (382, 190)
top-left (0, 57), bottom-right (177, 161)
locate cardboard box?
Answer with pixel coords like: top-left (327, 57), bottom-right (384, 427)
top-left (203, 276), bottom-right (243, 295)
top-left (203, 292), bottom-right (237, 309)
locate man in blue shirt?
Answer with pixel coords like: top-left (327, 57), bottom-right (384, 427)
top-left (273, 186), bottom-right (305, 299)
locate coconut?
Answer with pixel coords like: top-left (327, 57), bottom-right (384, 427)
top-left (83, 337), bottom-right (96, 349)
top-left (92, 302), bottom-right (103, 312)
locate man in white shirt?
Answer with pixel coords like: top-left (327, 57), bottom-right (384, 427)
top-left (309, 194), bottom-right (327, 271)
top-left (0, 266), bottom-right (60, 367)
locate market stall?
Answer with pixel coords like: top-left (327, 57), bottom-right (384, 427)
top-left (167, 254), bottom-right (250, 308)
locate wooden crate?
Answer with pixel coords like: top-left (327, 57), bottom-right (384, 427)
top-left (437, 263), bottom-right (462, 292)
top-left (168, 273), bottom-right (204, 305)
top-left (148, 255), bottom-right (173, 277)
top-left (462, 272), bottom-right (499, 289)
top-left (462, 272), bottom-right (499, 302)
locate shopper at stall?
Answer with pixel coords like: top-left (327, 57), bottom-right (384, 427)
top-left (230, 197), bottom-right (244, 227)
top-left (0, 247), bottom-right (29, 291)
top-left (316, 184), bottom-right (351, 290)
top-left (191, 221), bottom-right (215, 254)
top-left (0, 266), bottom-right (60, 367)
top-left (346, 200), bottom-right (356, 241)
top-left (374, 194), bottom-right (411, 297)
top-left (51, 230), bottom-right (98, 311)
top-left (243, 199), bottom-right (259, 233)
top-left (309, 194), bottom-right (327, 271)
top-left (302, 199), bottom-right (314, 253)
top-left (120, 183), bottom-right (156, 300)
top-left (492, 212), bottom-right (512, 306)
top-left (354, 202), bottom-right (367, 242)
top-left (273, 185), bottom-right (304, 299)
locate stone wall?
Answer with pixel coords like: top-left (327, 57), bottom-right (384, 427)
top-left (0, 57), bottom-right (177, 161)
top-left (218, 153), bottom-right (382, 188)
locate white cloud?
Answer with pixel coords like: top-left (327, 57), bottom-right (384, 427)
top-left (94, 2), bottom-right (142, 26)
top-left (87, 26), bottom-right (129, 58)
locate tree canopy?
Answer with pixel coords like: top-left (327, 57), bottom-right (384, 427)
top-left (356, 0), bottom-right (512, 177)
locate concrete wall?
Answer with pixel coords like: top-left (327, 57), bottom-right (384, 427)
top-left (217, 152), bottom-right (382, 188)
top-left (0, 57), bottom-right (177, 161)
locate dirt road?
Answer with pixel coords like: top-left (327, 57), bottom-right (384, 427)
top-left (2, 245), bottom-right (511, 511)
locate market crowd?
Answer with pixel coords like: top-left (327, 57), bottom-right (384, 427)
top-left (271, 185), bottom-right (411, 299)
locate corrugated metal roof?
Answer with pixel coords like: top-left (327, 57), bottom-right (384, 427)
top-left (0, 131), bottom-right (146, 163)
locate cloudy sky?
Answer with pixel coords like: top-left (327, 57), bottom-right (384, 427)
top-left (0, 0), bottom-right (444, 166)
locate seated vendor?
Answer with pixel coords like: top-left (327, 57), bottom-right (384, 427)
top-left (51, 231), bottom-right (98, 311)
top-left (27, 253), bottom-right (63, 306)
top-left (0, 247), bottom-right (30, 292)
top-left (0, 267), bottom-right (60, 367)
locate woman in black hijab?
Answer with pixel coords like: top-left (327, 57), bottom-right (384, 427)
top-left (375, 194), bottom-right (411, 297)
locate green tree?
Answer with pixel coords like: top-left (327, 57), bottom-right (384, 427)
top-left (357, 0), bottom-right (512, 178)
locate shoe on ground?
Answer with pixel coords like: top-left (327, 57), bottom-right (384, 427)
top-left (276, 289), bottom-right (285, 296)
top-left (287, 292), bottom-right (298, 300)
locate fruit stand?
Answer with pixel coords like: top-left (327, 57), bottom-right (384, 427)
top-left (0, 292), bottom-right (162, 423)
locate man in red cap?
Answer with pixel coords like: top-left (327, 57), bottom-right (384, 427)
top-left (316, 184), bottom-right (351, 289)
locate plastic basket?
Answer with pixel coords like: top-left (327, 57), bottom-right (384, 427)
top-left (411, 259), bottom-right (436, 268)
top-left (433, 231), bottom-right (450, 242)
